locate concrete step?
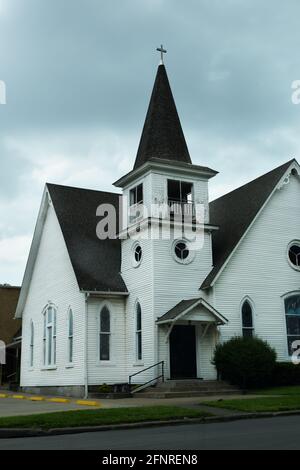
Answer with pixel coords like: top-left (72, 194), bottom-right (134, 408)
top-left (134, 380), bottom-right (240, 398)
top-left (155, 380), bottom-right (237, 392)
top-left (136, 389), bottom-right (241, 399)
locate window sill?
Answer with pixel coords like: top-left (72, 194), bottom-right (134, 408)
top-left (28, 367), bottom-right (34, 372)
top-left (133, 362), bottom-right (144, 367)
top-left (65, 364), bottom-right (74, 369)
top-left (41, 366), bottom-right (57, 371)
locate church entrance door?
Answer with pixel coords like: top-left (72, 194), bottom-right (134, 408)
top-left (169, 325), bottom-right (197, 379)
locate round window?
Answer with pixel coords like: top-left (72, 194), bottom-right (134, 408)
top-left (288, 243), bottom-right (300, 270)
top-left (133, 244), bottom-right (142, 265)
top-left (172, 240), bottom-right (194, 264)
top-left (174, 241), bottom-right (189, 260)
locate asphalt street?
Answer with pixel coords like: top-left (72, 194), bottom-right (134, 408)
top-left (0, 415), bottom-right (300, 450)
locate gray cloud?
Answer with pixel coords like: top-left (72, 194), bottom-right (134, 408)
top-left (1, 0), bottom-right (300, 283)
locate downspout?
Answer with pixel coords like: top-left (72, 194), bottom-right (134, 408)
top-left (84, 292), bottom-right (90, 399)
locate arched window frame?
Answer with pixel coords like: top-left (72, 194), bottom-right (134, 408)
top-left (240, 297), bottom-right (255, 338)
top-left (99, 304), bottom-right (111, 362)
top-left (67, 309), bottom-right (74, 365)
top-left (135, 301), bottom-right (142, 362)
top-left (42, 304), bottom-right (57, 367)
top-left (283, 291), bottom-right (300, 357)
top-left (30, 320), bottom-right (34, 368)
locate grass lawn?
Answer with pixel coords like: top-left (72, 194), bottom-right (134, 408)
top-left (203, 385), bottom-right (300, 413)
top-left (0, 406), bottom-right (211, 430)
top-left (203, 395), bottom-right (300, 413)
top-left (250, 385), bottom-right (300, 396)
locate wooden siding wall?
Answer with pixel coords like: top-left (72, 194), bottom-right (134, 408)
top-left (20, 203), bottom-right (86, 387)
top-left (214, 174), bottom-right (300, 361)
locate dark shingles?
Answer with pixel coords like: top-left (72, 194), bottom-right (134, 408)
top-left (201, 159), bottom-right (296, 289)
top-left (133, 64), bottom-right (192, 170)
top-left (47, 183), bottom-right (127, 293)
top-left (157, 299), bottom-right (198, 322)
top-left (156, 298), bottom-right (228, 324)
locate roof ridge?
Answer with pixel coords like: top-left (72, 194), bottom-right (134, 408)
top-left (211, 159), bottom-right (296, 205)
top-left (46, 182), bottom-right (122, 197)
top-left (201, 158), bottom-right (297, 290)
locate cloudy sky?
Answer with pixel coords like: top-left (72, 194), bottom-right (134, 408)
top-left (0, 0), bottom-right (300, 285)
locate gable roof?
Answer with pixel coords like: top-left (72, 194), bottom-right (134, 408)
top-left (156, 297), bottom-right (228, 325)
top-left (133, 64), bottom-right (192, 170)
top-left (201, 159), bottom-right (298, 289)
top-left (47, 184), bottom-right (127, 293)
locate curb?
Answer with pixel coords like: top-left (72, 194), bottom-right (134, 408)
top-left (0, 394), bottom-right (101, 407)
top-left (1, 409), bottom-right (300, 439)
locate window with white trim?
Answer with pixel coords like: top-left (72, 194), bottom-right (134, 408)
top-left (136, 302), bottom-right (142, 361)
top-left (100, 306), bottom-right (110, 361)
top-left (43, 306), bottom-right (57, 366)
top-left (241, 300), bottom-right (254, 337)
top-left (68, 309), bottom-right (74, 364)
top-left (30, 321), bottom-right (34, 368)
top-left (285, 295), bottom-right (300, 355)
top-left (288, 242), bottom-right (300, 270)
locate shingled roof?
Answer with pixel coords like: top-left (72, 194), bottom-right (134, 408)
top-left (201, 159), bottom-right (296, 289)
top-left (156, 298), bottom-right (228, 325)
top-left (47, 184), bottom-right (127, 293)
top-left (133, 64), bottom-right (192, 170)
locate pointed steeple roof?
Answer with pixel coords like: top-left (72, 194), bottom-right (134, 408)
top-left (133, 64), bottom-right (192, 170)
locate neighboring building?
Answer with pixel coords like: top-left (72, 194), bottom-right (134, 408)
top-left (15, 60), bottom-right (300, 397)
top-left (0, 285), bottom-right (21, 385)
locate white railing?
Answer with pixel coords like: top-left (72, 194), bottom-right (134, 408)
top-left (168, 199), bottom-right (195, 217)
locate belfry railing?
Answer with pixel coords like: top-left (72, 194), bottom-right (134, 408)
top-left (129, 361), bottom-right (164, 394)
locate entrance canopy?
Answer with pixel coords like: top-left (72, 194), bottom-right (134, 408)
top-left (156, 298), bottom-right (228, 326)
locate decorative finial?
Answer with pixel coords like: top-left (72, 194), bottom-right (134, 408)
top-left (156, 44), bottom-right (167, 65)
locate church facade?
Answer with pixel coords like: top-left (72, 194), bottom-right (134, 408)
top-left (16, 62), bottom-right (300, 397)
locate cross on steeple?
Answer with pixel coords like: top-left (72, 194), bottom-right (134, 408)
top-left (156, 44), bottom-right (167, 64)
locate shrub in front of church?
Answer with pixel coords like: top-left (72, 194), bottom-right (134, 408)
top-left (98, 383), bottom-right (112, 393)
top-left (213, 337), bottom-right (277, 389)
top-left (272, 362), bottom-right (300, 386)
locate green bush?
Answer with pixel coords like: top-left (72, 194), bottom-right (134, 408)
top-left (272, 362), bottom-right (300, 386)
top-left (213, 336), bottom-right (277, 389)
top-left (98, 383), bottom-right (112, 393)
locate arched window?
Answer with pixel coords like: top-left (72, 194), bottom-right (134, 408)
top-left (100, 306), bottom-right (110, 361)
top-left (68, 310), bottom-right (74, 364)
top-left (43, 306), bottom-right (57, 366)
top-left (241, 300), bottom-right (254, 337)
top-left (30, 321), bottom-right (34, 367)
top-left (285, 294), bottom-right (300, 355)
top-left (136, 302), bottom-right (142, 361)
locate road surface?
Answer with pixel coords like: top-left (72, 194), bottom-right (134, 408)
top-left (0, 415), bottom-right (299, 449)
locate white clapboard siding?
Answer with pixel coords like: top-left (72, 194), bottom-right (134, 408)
top-left (214, 174), bottom-right (300, 361)
top-left (86, 297), bottom-right (127, 385)
top-left (121, 237), bottom-right (156, 384)
top-left (20, 202), bottom-right (86, 387)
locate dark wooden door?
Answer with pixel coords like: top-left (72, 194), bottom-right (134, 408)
top-left (169, 325), bottom-right (197, 379)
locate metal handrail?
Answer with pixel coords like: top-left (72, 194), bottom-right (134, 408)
top-left (129, 361), bottom-right (164, 394)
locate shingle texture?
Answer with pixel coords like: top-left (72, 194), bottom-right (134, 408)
top-left (157, 299), bottom-right (200, 322)
top-left (201, 159), bottom-right (295, 289)
top-left (47, 183), bottom-right (127, 293)
top-left (133, 64), bottom-right (192, 170)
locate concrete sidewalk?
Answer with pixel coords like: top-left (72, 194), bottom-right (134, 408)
top-left (0, 390), bottom-right (259, 417)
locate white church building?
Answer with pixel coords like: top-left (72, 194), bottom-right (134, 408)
top-left (16, 59), bottom-right (300, 397)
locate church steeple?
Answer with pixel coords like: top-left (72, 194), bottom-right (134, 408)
top-left (133, 63), bottom-right (192, 170)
